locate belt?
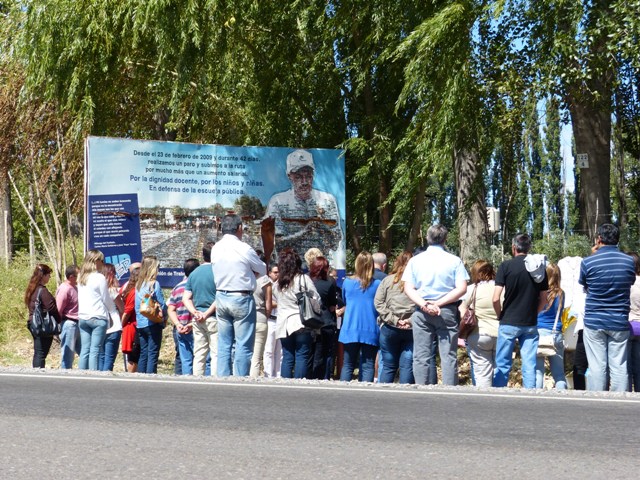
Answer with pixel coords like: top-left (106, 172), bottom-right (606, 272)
top-left (219, 290), bottom-right (252, 295)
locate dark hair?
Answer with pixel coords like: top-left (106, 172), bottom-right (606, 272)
top-left (309, 256), bottom-right (329, 280)
top-left (512, 233), bottom-right (532, 254)
top-left (427, 225), bottom-right (448, 246)
top-left (184, 258), bottom-right (200, 277)
top-left (628, 252), bottom-right (640, 275)
top-left (597, 223), bottom-right (619, 245)
top-left (221, 214), bottom-right (242, 235)
top-left (202, 242), bottom-right (214, 263)
top-left (277, 248), bottom-right (302, 290)
top-left (65, 265), bottom-right (78, 279)
top-left (24, 264), bottom-right (52, 306)
top-left (269, 262), bottom-right (278, 272)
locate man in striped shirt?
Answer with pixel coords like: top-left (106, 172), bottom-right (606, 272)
top-left (579, 224), bottom-right (635, 391)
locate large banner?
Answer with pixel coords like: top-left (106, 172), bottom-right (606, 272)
top-left (85, 136), bottom-right (346, 287)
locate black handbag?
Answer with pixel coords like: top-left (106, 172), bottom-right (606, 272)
top-left (295, 275), bottom-right (324, 329)
top-left (29, 287), bottom-right (61, 337)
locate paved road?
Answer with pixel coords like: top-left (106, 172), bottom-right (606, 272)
top-left (0, 370), bottom-right (638, 479)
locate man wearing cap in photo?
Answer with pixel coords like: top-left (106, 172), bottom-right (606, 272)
top-left (265, 149), bottom-right (342, 263)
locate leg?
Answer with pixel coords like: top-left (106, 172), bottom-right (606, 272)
top-left (412, 310), bottom-right (436, 385)
top-left (607, 329), bottom-right (630, 392)
top-left (582, 327), bottom-right (608, 391)
top-left (280, 334), bottom-right (296, 378)
top-left (250, 321), bottom-right (269, 377)
top-left (379, 324), bottom-right (401, 383)
top-left (467, 333), bottom-right (496, 389)
top-left (535, 355), bottom-right (546, 389)
top-left (319, 327), bottom-right (337, 380)
top-left (78, 320), bottom-right (93, 370)
top-left (146, 323), bottom-right (164, 374)
top-left (59, 320), bottom-right (79, 369)
top-left (206, 317), bottom-right (218, 377)
top-left (573, 330), bottom-right (588, 390)
top-left (31, 333), bottom-right (53, 368)
top-left (359, 344), bottom-right (378, 382)
top-left (493, 324), bottom-right (518, 387)
top-left (263, 319), bottom-right (277, 378)
top-left (172, 327), bottom-right (182, 375)
top-left (137, 327), bottom-right (150, 374)
top-left (397, 329), bottom-right (415, 384)
top-left (547, 333), bottom-right (567, 389)
top-left (340, 342), bottom-right (359, 381)
top-left (215, 305), bottom-right (234, 377)
top-left (630, 338), bottom-right (640, 392)
top-left (517, 326), bottom-right (539, 389)
top-left (293, 331), bottom-right (313, 379)
top-left (231, 295), bottom-right (257, 377)
top-left (192, 319), bottom-right (210, 376)
top-left (88, 319), bottom-right (108, 371)
top-left (102, 331), bottom-right (122, 371)
top-left (178, 331), bottom-right (194, 375)
top-left (437, 305), bottom-right (459, 386)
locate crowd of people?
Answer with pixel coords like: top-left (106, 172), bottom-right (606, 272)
top-left (24, 217), bottom-right (640, 392)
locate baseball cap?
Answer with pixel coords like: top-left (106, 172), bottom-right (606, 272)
top-left (286, 149), bottom-right (314, 174)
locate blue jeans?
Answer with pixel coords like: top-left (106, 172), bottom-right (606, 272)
top-left (493, 324), bottom-right (539, 388)
top-left (216, 292), bottom-right (256, 377)
top-left (583, 326), bottom-right (630, 392)
top-left (98, 331), bottom-right (122, 371)
top-left (175, 328), bottom-right (194, 375)
top-left (535, 329), bottom-right (567, 389)
top-left (340, 342), bottom-right (378, 382)
top-left (412, 304), bottom-right (459, 385)
top-left (59, 319), bottom-right (81, 369)
top-left (629, 337), bottom-right (640, 392)
top-left (379, 324), bottom-right (414, 384)
top-left (280, 330), bottom-right (313, 379)
top-left (78, 318), bottom-right (108, 370)
top-left (137, 324), bottom-right (164, 374)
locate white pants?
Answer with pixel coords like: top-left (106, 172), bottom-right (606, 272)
top-left (263, 318), bottom-right (282, 378)
top-left (193, 317), bottom-right (218, 376)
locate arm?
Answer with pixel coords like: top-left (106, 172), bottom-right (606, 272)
top-left (493, 285), bottom-right (504, 318)
top-left (42, 288), bottom-right (62, 323)
top-left (182, 290), bottom-right (202, 322)
top-left (55, 285), bottom-right (68, 318)
top-left (537, 290), bottom-right (548, 313)
top-left (374, 280), bottom-right (392, 325)
top-left (264, 283), bottom-right (273, 318)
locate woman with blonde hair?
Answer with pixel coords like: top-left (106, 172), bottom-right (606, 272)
top-left (339, 251), bottom-right (382, 382)
top-left (535, 263), bottom-right (567, 389)
top-left (459, 260), bottom-right (500, 388)
top-left (135, 255), bottom-right (166, 374)
top-left (374, 251), bottom-right (415, 384)
top-left (78, 249), bottom-right (117, 370)
top-left (24, 264), bottom-right (61, 368)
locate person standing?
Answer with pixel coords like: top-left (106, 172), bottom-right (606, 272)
top-left (56, 265), bottom-right (80, 369)
top-left (25, 264), bottom-right (61, 368)
top-left (579, 224), bottom-right (635, 391)
top-left (134, 255), bottom-right (166, 374)
top-left (309, 256), bottom-right (338, 380)
top-left (492, 234), bottom-right (548, 388)
top-left (339, 252), bottom-right (382, 382)
top-left (211, 214), bottom-right (266, 376)
top-left (403, 225), bottom-right (469, 385)
top-left (263, 263), bottom-right (282, 378)
top-left (183, 244), bottom-right (217, 376)
top-left (78, 249), bottom-right (118, 371)
top-left (98, 263), bottom-right (124, 371)
top-left (168, 258), bottom-right (200, 375)
top-left (250, 264), bottom-right (273, 377)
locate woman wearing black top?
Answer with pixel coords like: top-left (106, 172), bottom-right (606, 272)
top-left (24, 264), bottom-right (62, 368)
top-left (309, 256), bottom-right (338, 379)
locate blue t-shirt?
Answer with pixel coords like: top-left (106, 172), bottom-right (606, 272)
top-left (537, 294), bottom-right (564, 331)
top-left (184, 264), bottom-right (216, 312)
top-left (579, 246), bottom-right (636, 331)
top-left (135, 281), bottom-right (166, 329)
top-left (338, 278), bottom-right (381, 346)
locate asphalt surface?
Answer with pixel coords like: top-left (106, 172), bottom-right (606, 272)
top-left (0, 369), bottom-right (639, 479)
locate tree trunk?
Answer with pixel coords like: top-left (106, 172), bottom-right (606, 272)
top-left (406, 176), bottom-right (427, 252)
top-left (569, 100), bottom-right (612, 238)
top-left (0, 170), bottom-right (12, 264)
top-left (454, 148), bottom-right (487, 263)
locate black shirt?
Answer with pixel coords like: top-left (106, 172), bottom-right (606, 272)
top-left (495, 255), bottom-right (548, 327)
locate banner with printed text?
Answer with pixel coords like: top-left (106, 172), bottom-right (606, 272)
top-left (85, 136), bottom-right (346, 287)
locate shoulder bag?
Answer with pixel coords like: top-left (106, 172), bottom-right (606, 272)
top-left (537, 294), bottom-right (562, 357)
top-left (29, 287), bottom-right (61, 337)
top-left (295, 275), bottom-right (324, 329)
top-left (140, 282), bottom-right (164, 324)
top-left (458, 285), bottom-right (478, 340)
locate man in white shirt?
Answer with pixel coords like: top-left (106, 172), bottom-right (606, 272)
top-left (211, 214), bottom-right (266, 376)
